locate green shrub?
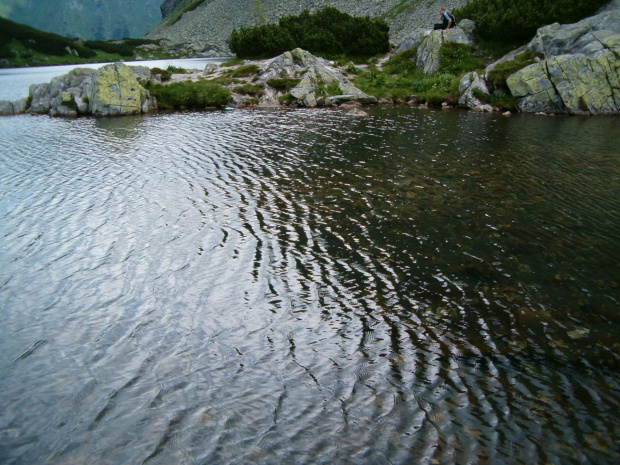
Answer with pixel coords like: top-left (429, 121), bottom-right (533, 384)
top-left (278, 93), bottom-right (297, 105)
top-left (454, 0), bottom-right (610, 46)
top-left (233, 83), bottom-right (264, 96)
top-left (487, 50), bottom-right (542, 92)
top-left (230, 64), bottom-right (260, 77)
top-left (146, 81), bottom-right (231, 109)
top-left (489, 92), bottom-right (517, 111)
top-left (437, 42), bottom-right (484, 75)
top-left (326, 83), bottom-right (342, 96)
top-left (220, 57), bottom-right (244, 67)
top-left (151, 67), bottom-right (172, 81)
top-left (266, 78), bottom-right (301, 91)
top-left (230, 7), bottom-right (389, 59)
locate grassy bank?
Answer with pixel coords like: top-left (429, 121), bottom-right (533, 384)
top-left (351, 44), bottom-right (484, 105)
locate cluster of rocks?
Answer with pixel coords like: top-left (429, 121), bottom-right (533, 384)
top-left (252, 48), bottom-right (376, 107)
top-left (458, 3), bottom-right (620, 115)
top-left (148, 0), bottom-right (469, 56)
top-left (0, 63), bottom-right (156, 117)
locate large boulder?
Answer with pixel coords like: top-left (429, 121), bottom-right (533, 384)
top-left (0, 100), bottom-right (14, 116)
top-left (260, 48), bottom-right (376, 107)
top-left (7, 64), bottom-right (154, 117)
top-left (507, 50), bottom-right (620, 115)
top-left (89, 63), bottom-right (151, 116)
top-left (458, 71), bottom-right (492, 111)
top-left (505, 5), bottom-right (620, 115)
top-left (460, 4), bottom-right (620, 115)
top-left (414, 27), bottom-right (473, 74)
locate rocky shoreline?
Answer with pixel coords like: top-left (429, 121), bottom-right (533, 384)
top-left (1, 3), bottom-right (618, 118)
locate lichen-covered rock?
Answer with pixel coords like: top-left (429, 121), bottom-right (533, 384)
top-left (458, 72), bottom-right (490, 110)
top-left (90, 63), bottom-right (150, 116)
top-left (507, 50), bottom-right (620, 115)
top-left (0, 100), bottom-right (14, 116)
top-left (12, 97), bottom-right (29, 114)
top-left (415, 28), bottom-right (473, 74)
top-left (463, 3), bottom-right (620, 115)
top-left (261, 48), bottom-right (376, 107)
top-left (394, 29), bottom-right (431, 54)
top-left (50, 91), bottom-right (78, 117)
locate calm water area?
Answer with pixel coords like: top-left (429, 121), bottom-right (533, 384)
top-left (0, 62), bottom-right (619, 464)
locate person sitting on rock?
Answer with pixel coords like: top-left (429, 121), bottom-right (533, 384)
top-left (434, 7), bottom-right (455, 30)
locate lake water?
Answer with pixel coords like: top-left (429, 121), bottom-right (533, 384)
top-left (0, 65), bottom-right (619, 464)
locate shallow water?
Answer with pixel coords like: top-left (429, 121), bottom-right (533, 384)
top-left (0, 106), bottom-right (618, 464)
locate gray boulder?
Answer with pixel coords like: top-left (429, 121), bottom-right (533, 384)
top-left (89, 63), bottom-right (152, 116)
top-left (415, 27), bottom-right (473, 74)
top-left (460, 4), bottom-right (620, 115)
top-left (12, 63), bottom-right (154, 117)
top-left (394, 29), bottom-right (431, 54)
top-left (506, 6), bottom-right (620, 114)
top-left (458, 72), bottom-right (491, 111)
top-left (0, 100), bottom-right (14, 116)
top-left (260, 48), bottom-right (376, 107)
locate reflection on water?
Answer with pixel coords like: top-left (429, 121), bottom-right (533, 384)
top-left (0, 107), bottom-right (618, 464)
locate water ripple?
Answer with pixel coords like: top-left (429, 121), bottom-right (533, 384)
top-left (0, 108), bottom-right (619, 464)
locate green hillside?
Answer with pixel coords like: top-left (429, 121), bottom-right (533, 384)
top-left (0, 0), bottom-right (163, 40)
top-left (0, 17), bottom-right (166, 67)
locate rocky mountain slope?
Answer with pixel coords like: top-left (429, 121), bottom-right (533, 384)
top-left (0, 0), bottom-right (162, 40)
top-left (147, 0), bottom-right (470, 56)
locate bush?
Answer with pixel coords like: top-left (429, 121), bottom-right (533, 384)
top-left (230, 64), bottom-right (260, 77)
top-left (266, 78), bottom-right (301, 91)
top-left (230, 7), bottom-right (390, 59)
top-left (454, 0), bottom-right (611, 46)
top-left (151, 67), bottom-right (172, 81)
top-left (146, 81), bottom-right (231, 109)
top-left (486, 50), bottom-right (542, 92)
top-left (437, 43), bottom-right (484, 75)
top-left (233, 83), bottom-right (264, 96)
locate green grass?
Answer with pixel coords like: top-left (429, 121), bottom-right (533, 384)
top-left (229, 64), bottom-right (260, 77)
top-left (278, 93), bottom-right (297, 105)
top-left (487, 50), bottom-right (543, 92)
top-left (266, 78), bottom-right (301, 91)
top-left (233, 83), bottom-right (264, 96)
top-left (163, 0), bottom-right (209, 27)
top-left (220, 57), bottom-right (244, 67)
top-left (382, 0), bottom-right (422, 19)
top-left (353, 43), bottom-right (483, 105)
top-left (145, 80), bottom-right (231, 109)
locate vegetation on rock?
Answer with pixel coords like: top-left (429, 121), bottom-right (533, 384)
top-left (229, 7), bottom-right (390, 60)
top-left (352, 43), bottom-right (483, 105)
top-left (145, 80), bottom-right (231, 109)
top-left (486, 50), bottom-right (544, 93)
top-left (454, 0), bottom-right (611, 45)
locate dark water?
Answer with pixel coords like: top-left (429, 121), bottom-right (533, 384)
top-left (0, 107), bottom-right (618, 464)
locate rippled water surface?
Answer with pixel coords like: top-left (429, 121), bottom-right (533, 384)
top-left (0, 107), bottom-right (619, 464)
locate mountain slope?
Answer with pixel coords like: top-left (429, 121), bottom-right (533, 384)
top-left (147, 0), bottom-right (470, 56)
top-left (0, 0), bottom-right (163, 40)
